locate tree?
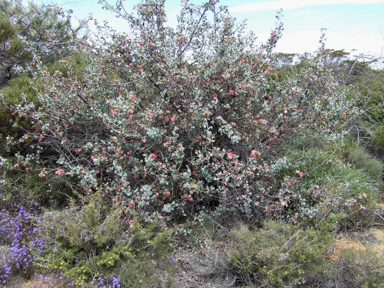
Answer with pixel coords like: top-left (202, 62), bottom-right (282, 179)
top-left (3, 0), bottom-right (356, 223)
top-left (0, 0), bottom-right (87, 88)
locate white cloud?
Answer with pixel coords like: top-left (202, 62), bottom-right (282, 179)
top-left (229, 0), bottom-right (384, 12)
top-left (273, 29), bottom-right (384, 57)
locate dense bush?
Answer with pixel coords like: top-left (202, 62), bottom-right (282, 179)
top-left (37, 193), bottom-right (174, 287)
top-left (228, 220), bottom-right (333, 287)
top-left (0, 193), bottom-right (175, 287)
top-left (275, 147), bottom-right (379, 230)
top-left (0, 158), bottom-right (76, 208)
top-left (2, 0), bottom-right (357, 224)
top-left (325, 248), bottom-right (384, 288)
top-left (347, 146), bottom-right (383, 182)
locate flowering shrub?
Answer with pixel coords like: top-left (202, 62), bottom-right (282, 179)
top-left (3, 0), bottom-right (357, 223)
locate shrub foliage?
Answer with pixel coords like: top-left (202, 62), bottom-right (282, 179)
top-left (2, 0), bottom-right (357, 224)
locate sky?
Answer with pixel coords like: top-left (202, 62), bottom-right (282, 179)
top-left (36, 0), bottom-right (384, 58)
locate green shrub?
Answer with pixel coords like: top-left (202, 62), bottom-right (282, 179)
top-left (0, 74), bottom-right (43, 106)
top-left (290, 136), bottom-right (326, 151)
top-left (0, 74), bottom-right (42, 156)
top-left (0, 159), bottom-right (75, 208)
top-left (45, 52), bottom-right (89, 78)
top-left (229, 220), bottom-right (333, 287)
top-left (36, 193), bottom-right (175, 287)
top-left (275, 148), bottom-right (379, 230)
top-left (372, 124), bottom-right (384, 155)
top-left (347, 146), bottom-right (382, 182)
top-left (326, 248), bottom-right (384, 288)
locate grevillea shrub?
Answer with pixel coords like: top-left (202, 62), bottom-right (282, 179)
top-left (3, 0), bottom-right (357, 223)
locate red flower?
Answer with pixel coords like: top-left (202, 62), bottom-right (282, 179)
top-left (55, 169), bottom-right (65, 175)
top-left (227, 152), bottom-right (234, 159)
top-left (229, 90), bottom-right (234, 94)
top-left (213, 93), bottom-right (218, 98)
top-left (150, 153), bottom-right (157, 160)
top-left (250, 150), bottom-right (260, 158)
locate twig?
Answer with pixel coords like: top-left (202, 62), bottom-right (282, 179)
top-left (374, 211), bottom-right (384, 222)
top-left (282, 230), bottom-right (302, 249)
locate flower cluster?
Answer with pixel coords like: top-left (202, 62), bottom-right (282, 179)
top-left (91, 274), bottom-right (121, 288)
top-left (0, 200), bottom-right (51, 286)
top-left (32, 273), bottom-right (75, 287)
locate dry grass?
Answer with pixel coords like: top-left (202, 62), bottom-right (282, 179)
top-left (175, 239), bottom-right (235, 288)
top-left (328, 227), bottom-right (384, 263)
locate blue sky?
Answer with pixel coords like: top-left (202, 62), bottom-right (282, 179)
top-left (37, 0), bottom-right (384, 57)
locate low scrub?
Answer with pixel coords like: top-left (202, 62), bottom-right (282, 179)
top-left (347, 146), bottom-right (382, 182)
top-left (228, 220), bottom-right (333, 287)
top-left (275, 148), bottom-right (379, 230)
top-left (36, 193), bottom-right (175, 287)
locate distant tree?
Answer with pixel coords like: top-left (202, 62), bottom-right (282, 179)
top-left (0, 0), bottom-right (87, 88)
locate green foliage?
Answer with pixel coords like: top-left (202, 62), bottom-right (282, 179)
top-left (0, 0), bottom-right (88, 160)
top-left (290, 136), bottom-right (326, 151)
top-left (0, 14), bottom-right (23, 59)
top-left (0, 73), bottom-right (42, 105)
top-left (0, 160), bottom-right (76, 209)
top-left (229, 220), bottom-right (333, 287)
top-left (0, 73), bottom-right (28, 151)
top-left (326, 248), bottom-right (384, 288)
top-left (37, 193), bottom-right (174, 287)
top-left (350, 65), bottom-right (384, 122)
top-left (1, 0), bottom-right (384, 286)
top-left (0, 0), bottom-right (87, 88)
top-left (347, 146), bottom-right (383, 182)
top-left (277, 148), bottom-right (378, 229)
top-left (371, 123), bottom-right (384, 156)
top-left (45, 51), bottom-right (90, 78)
top-left (344, 61), bottom-right (384, 158)
top-left (0, 74), bottom-right (42, 155)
